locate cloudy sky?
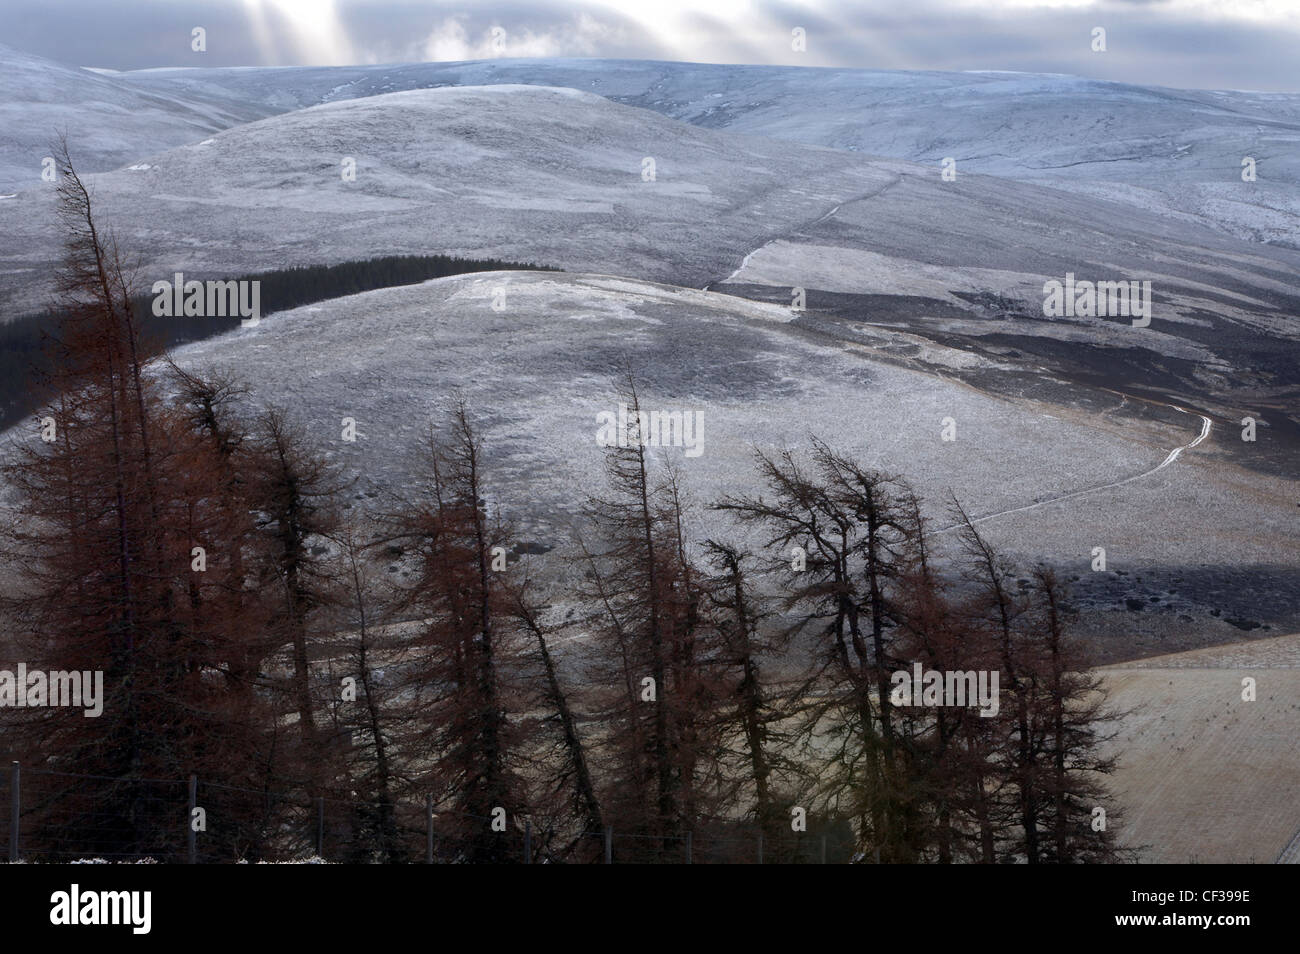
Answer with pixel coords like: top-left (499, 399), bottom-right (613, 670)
top-left (3, 0), bottom-right (1297, 91)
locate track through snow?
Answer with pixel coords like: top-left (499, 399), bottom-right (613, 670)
top-left (702, 202), bottom-right (1219, 539)
top-left (936, 403), bottom-right (1213, 534)
top-left (707, 176), bottom-right (902, 289)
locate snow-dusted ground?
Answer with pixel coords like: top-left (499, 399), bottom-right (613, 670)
top-left (0, 42), bottom-right (276, 193)
top-left (13, 52), bottom-right (1295, 246)
top-left (2, 83), bottom-right (1296, 397)
top-left (0, 84), bottom-right (888, 313)
top-left (2, 57), bottom-right (1296, 453)
top-left (162, 272), bottom-right (1296, 612)
top-left (1099, 633), bottom-right (1300, 863)
top-left (6, 46), bottom-right (1299, 242)
top-left (0, 48), bottom-right (1295, 644)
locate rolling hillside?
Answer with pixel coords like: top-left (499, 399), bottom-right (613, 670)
top-left (149, 270), bottom-right (1300, 650)
top-left (0, 41), bottom-right (275, 193)
top-left (1102, 633), bottom-right (1300, 863)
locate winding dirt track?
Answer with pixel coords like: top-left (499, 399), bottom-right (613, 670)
top-left (933, 402), bottom-right (1213, 535)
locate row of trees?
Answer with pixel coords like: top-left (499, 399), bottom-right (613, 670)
top-left (0, 156), bottom-right (1126, 862)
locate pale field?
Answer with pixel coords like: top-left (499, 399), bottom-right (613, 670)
top-left (1100, 632), bottom-right (1300, 863)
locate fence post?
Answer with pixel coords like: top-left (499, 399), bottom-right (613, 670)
top-left (187, 774), bottom-right (197, 864)
top-left (685, 830), bottom-right (692, 865)
top-left (820, 835), bottom-right (827, 864)
top-left (425, 795), bottom-right (433, 864)
top-left (604, 826), bottom-right (613, 864)
top-left (8, 761), bottom-right (18, 863)
top-left (524, 820), bottom-right (532, 865)
top-left (757, 830), bottom-right (763, 865)
top-left (315, 796), bottom-right (324, 858)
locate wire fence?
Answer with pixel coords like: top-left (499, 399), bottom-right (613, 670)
top-left (2, 762), bottom-right (855, 864)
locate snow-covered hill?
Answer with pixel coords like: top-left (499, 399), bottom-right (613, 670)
top-left (117, 57), bottom-right (1300, 247)
top-left (1101, 633), bottom-right (1300, 863)
top-left (0, 82), bottom-right (899, 307)
top-left (4, 46), bottom-right (1297, 244)
top-left (162, 270), bottom-right (1300, 646)
top-left (1, 55), bottom-right (1295, 637)
top-left (4, 82), bottom-right (1296, 340)
top-left (2, 82), bottom-right (1295, 452)
top-left (0, 42), bottom-right (276, 193)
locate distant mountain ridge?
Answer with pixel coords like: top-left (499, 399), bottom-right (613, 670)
top-left (0, 41), bottom-right (276, 194)
top-left (3, 45), bottom-right (1298, 245)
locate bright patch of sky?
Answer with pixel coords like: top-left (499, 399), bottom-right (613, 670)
top-left (2, 0), bottom-right (1296, 90)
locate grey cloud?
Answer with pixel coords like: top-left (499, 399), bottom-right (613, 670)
top-left (0, 0), bottom-right (1294, 91)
